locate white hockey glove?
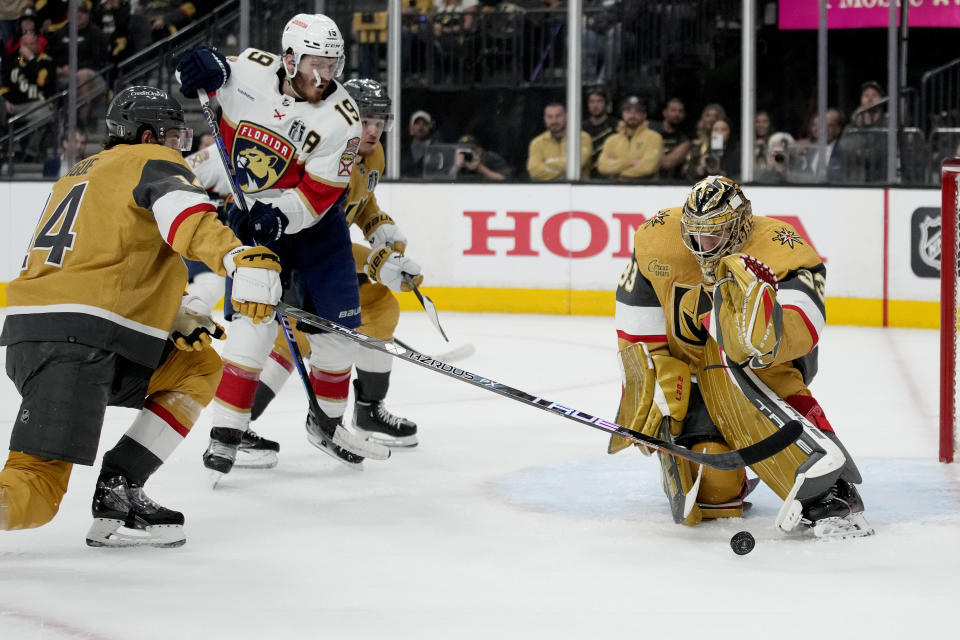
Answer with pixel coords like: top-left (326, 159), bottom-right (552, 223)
top-left (223, 245), bottom-right (283, 324)
top-left (364, 247), bottom-right (423, 293)
top-left (366, 221), bottom-right (408, 254)
top-left (171, 295), bottom-right (225, 351)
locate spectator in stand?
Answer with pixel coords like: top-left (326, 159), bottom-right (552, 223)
top-left (851, 80), bottom-right (885, 127)
top-left (684, 102), bottom-right (727, 179)
top-left (753, 110), bottom-right (773, 174)
top-left (42, 129), bottom-right (87, 178)
top-left (448, 133), bottom-right (511, 181)
top-left (401, 109), bottom-right (440, 178)
top-left (596, 95), bottom-right (663, 181)
top-left (4, 8), bottom-right (48, 59)
top-left (582, 84), bottom-right (619, 177)
top-left (46, 1), bottom-right (108, 131)
top-left (651, 97), bottom-right (691, 181)
top-left (526, 101), bottom-right (592, 181)
top-left (691, 117), bottom-right (739, 181)
top-left (1, 1), bottom-right (35, 50)
top-left (1, 31), bottom-right (56, 160)
top-left (754, 131), bottom-right (795, 185)
top-left (36, 0), bottom-right (69, 34)
top-left (797, 108), bottom-right (845, 182)
top-left (145, 1), bottom-right (215, 43)
top-left (92, 0), bottom-right (134, 63)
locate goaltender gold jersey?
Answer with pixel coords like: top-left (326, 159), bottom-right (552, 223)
top-left (615, 207), bottom-right (826, 396)
top-left (1, 143), bottom-right (240, 368)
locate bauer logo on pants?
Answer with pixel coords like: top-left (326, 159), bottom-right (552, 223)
top-left (910, 207), bottom-right (941, 278)
top-left (232, 122), bottom-right (295, 193)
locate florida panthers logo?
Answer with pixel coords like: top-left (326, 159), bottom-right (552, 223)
top-left (232, 122), bottom-right (295, 193)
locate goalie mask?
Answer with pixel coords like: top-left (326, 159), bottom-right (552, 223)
top-left (681, 175), bottom-right (753, 272)
top-left (282, 13), bottom-right (345, 87)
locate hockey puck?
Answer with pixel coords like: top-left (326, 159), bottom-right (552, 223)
top-left (730, 531), bottom-right (755, 555)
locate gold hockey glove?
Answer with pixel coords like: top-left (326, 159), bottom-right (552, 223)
top-left (224, 246), bottom-right (283, 324)
top-left (609, 342), bottom-right (692, 454)
top-left (171, 295), bottom-right (226, 351)
top-left (364, 247), bottom-right (424, 293)
top-left (714, 253), bottom-right (781, 368)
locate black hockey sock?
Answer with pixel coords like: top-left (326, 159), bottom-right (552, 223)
top-left (99, 436), bottom-right (162, 487)
top-left (354, 370), bottom-right (390, 403)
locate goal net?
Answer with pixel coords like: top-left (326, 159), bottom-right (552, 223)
top-left (941, 158), bottom-right (960, 463)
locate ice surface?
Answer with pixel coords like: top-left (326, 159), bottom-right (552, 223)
top-left (1, 311), bottom-right (958, 638)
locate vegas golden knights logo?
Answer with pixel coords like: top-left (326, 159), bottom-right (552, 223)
top-left (232, 122), bottom-right (295, 193)
top-left (672, 284), bottom-right (712, 346)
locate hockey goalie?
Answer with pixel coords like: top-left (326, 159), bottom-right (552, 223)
top-left (612, 175), bottom-right (874, 539)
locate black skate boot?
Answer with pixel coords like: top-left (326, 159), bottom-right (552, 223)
top-left (352, 377), bottom-right (418, 447)
top-left (86, 475), bottom-right (185, 548)
top-left (800, 479), bottom-right (875, 539)
top-left (234, 428), bottom-right (280, 469)
top-left (203, 427), bottom-right (243, 476)
top-left (305, 411), bottom-right (365, 470)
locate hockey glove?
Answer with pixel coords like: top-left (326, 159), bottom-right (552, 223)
top-left (364, 247), bottom-right (423, 293)
top-left (365, 218), bottom-right (408, 254)
top-left (713, 253), bottom-right (782, 369)
top-left (223, 246), bottom-right (283, 324)
top-left (176, 46), bottom-right (230, 99)
top-left (171, 295), bottom-right (225, 351)
top-left (227, 200), bottom-right (288, 245)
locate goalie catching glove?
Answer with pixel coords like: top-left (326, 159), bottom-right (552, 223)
top-left (712, 253), bottom-right (782, 369)
top-left (609, 342), bottom-right (691, 455)
top-left (223, 246), bottom-right (283, 324)
top-left (364, 247), bottom-right (423, 293)
top-left (171, 295), bottom-right (225, 351)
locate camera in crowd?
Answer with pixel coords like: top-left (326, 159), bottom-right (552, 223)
top-left (458, 147), bottom-right (474, 163)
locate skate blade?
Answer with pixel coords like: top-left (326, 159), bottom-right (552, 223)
top-left (233, 449), bottom-right (279, 469)
top-left (209, 469), bottom-right (225, 489)
top-left (86, 518), bottom-right (186, 548)
top-left (814, 513), bottom-right (876, 540)
top-left (352, 426), bottom-right (419, 448)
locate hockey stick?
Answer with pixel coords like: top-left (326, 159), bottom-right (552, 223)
top-left (393, 337), bottom-right (475, 363)
top-left (195, 89), bottom-right (388, 463)
top-left (276, 302), bottom-right (803, 471)
top-left (404, 274), bottom-right (449, 342)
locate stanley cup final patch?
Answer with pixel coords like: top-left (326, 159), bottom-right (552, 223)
top-left (339, 137), bottom-right (361, 177)
top-left (231, 122), bottom-right (295, 193)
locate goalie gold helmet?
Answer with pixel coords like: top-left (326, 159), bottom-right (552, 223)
top-left (681, 175), bottom-right (753, 268)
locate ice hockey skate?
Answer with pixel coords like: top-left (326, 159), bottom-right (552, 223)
top-left (233, 428), bottom-right (280, 469)
top-left (802, 479), bottom-right (875, 540)
top-left (305, 412), bottom-right (365, 470)
top-left (86, 475), bottom-right (185, 548)
top-left (352, 397), bottom-right (419, 448)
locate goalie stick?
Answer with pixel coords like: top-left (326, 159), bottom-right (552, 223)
top-left (276, 302), bottom-right (803, 471)
top-left (194, 89), bottom-right (389, 465)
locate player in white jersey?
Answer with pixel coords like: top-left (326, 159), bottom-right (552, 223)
top-left (176, 13), bottom-right (393, 472)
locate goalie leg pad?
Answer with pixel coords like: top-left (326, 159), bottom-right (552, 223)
top-left (692, 441), bottom-right (747, 510)
top-left (610, 343), bottom-right (691, 454)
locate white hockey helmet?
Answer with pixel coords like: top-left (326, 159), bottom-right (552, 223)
top-left (281, 14), bottom-right (345, 81)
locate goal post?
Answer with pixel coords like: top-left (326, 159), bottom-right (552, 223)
top-left (940, 158), bottom-right (960, 463)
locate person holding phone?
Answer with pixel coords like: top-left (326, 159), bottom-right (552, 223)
top-left (691, 117), bottom-right (740, 181)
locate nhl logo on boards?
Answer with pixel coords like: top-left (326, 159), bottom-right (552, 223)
top-left (231, 122), bottom-right (295, 193)
top-left (910, 207), bottom-right (941, 278)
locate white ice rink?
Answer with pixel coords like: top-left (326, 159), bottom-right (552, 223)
top-left (1, 310), bottom-right (958, 639)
